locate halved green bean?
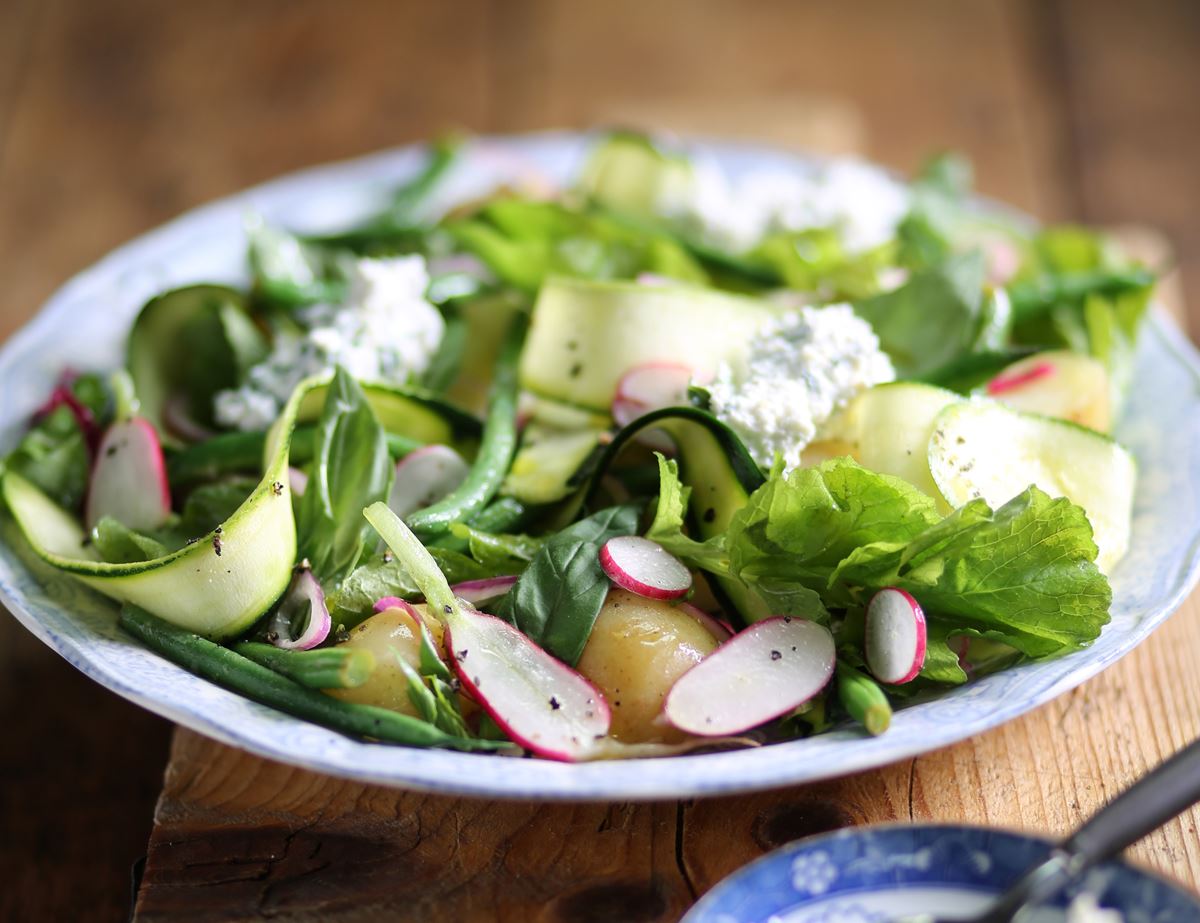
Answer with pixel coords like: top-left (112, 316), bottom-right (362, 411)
top-left (406, 315), bottom-right (525, 537)
top-left (836, 663), bottom-right (892, 736)
top-left (232, 641), bottom-right (374, 689)
top-left (168, 427), bottom-right (423, 484)
top-left (430, 496), bottom-right (531, 553)
top-left (119, 605), bottom-right (507, 750)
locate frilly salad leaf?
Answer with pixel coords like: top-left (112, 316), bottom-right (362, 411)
top-left (650, 457), bottom-right (1109, 671)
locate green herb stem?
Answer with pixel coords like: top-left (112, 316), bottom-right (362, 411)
top-left (232, 641), bottom-right (375, 689)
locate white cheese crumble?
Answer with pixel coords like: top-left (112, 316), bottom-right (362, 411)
top-left (214, 255), bottom-right (444, 431)
top-left (666, 158), bottom-right (910, 255)
top-left (708, 304), bottom-right (894, 470)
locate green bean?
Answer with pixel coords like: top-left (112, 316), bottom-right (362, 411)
top-left (406, 315), bottom-right (525, 537)
top-left (836, 663), bottom-right (892, 736)
top-left (119, 606), bottom-right (507, 750)
top-left (168, 427), bottom-right (423, 484)
top-left (232, 641), bottom-right (374, 689)
top-left (430, 496), bottom-right (531, 553)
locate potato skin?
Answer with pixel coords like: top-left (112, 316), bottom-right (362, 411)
top-left (576, 589), bottom-right (721, 743)
top-left (326, 605), bottom-right (444, 715)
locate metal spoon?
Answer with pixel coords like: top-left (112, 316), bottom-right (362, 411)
top-left (902, 736), bottom-right (1200, 923)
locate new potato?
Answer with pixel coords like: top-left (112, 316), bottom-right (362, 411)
top-left (326, 605), bottom-right (443, 715)
top-left (576, 589), bottom-right (722, 743)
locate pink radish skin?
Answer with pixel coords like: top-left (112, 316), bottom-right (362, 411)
top-left (675, 601), bottom-right (733, 642)
top-left (85, 418), bottom-right (172, 531)
top-left (269, 567), bottom-right (331, 650)
top-left (388, 445), bottom-right (469, 518)
top-left (599, 536), bottom-right (692, 600)
top-left (372, 595), bottom-right (410, 614)
top-left (612, 362), bottom-right (693, 426)
top-left (986, 362), bottom-right (1056, 396)
top-left (444, 606), bottom-right (611, 761)
top-left (450, 576), bottom-right (519, 607)
top-left (864, 587), bottom-right (927, 685)
top-left (34, 372), bottom-right (101, 453)
top-left (663, 617), bottom-right (836, 737)
top-left (288, 467), bottom-right (309, 498)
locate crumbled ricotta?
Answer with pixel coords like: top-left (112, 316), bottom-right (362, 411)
top-left (666, 158), bottom-right (910, 255)
top-left (214, 255), bottom-right (444, 430)
top-left (708, 304), bottom-right (894, 470)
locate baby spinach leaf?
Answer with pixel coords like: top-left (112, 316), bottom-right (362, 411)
top-left (493, 504), bottom-right (640, 665)
top-left (449, 522), bottom-right (542, 573)
top-left (296, 367), bottom-right (393, 586)
top-left (853, 251), bottom-right (988, 378)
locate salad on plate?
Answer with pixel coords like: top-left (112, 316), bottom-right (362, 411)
top-left (0, 133), bottom-right (1158, 761)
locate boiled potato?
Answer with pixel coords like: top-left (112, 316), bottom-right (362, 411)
top-left (576, 589), bottom-right (721, 743)
top-left (987, 350), bottom-right (1111, 432)
top-left (325, 605), bottom-right (445, 715)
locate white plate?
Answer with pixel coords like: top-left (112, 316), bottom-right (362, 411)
top-left (2, 133), bottom-right (1198, 800)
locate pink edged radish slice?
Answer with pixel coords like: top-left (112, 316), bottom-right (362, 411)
top-left (387, 445), bottom-right (469, 518)
top-left (675, 601), bottom-right (733, 642)
top-left (287, 467), bottom-right (309, 498)
top-left (450, 575), bottom-right (519, 608)
top-left (363, 500), bottom-right (612, 762)
top-left (268, 566), bottom-right (331, 650)
top-left (372, 596), bottom-right (422, 617)
top-left (600, 536), bottom-right (692, 600)
top-left (34, 372), bottom-right (101, 452)
top-left (664, 617), bottom-right (836, 737)
top-left (864, 587), bottom-right (927, 685)
top-left (85, 418), bottom-right (172, 531)
top-left (986, 361), bottom-right (1056, 396)
top-left (611, 361), bottom-right (694, 428)
top-left (445, 607), bottom-right (612, 761)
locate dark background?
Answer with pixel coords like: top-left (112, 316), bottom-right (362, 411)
top-left (1, 2), bottom-right (1197, 920)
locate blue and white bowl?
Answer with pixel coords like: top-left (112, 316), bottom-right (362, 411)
top-left (682, 824), bottom-right (1200, 922)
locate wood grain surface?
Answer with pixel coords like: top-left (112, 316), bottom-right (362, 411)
top-left (0, 2), bottom-right (1198, 921)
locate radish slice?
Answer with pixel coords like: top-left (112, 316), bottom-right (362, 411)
top-left (663, 617), bottom-right (836, 736)
top-left (986, 361), bottom-right (1056, 396)
top-left (675, 601), bottom-right (733, 642)
top-left (599, 536), bottom-right (692, 600)
top-left (85, 418), bottom-right (172, 531)
top-left (445, 606), bottom-right (611, 761)
top-left (34, 372), bottom-right (101, 452)
top-left (864, 587), bottom-right (927, 685)
top-left (372, 595), bottom-right (411, 614)
top-left (612, 361), bottom-right (693, 427)
top-left (268, 567), bottom-right (331, 650)
top-left (450, 575), bottom-right (519, 607)
top-left (388, 445), bottom-right (469, 518)
top-left (288, 467), bottom-right (309, 498)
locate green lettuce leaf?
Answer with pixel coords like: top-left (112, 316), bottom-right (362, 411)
top-left (832, 487), bottom-right (1110, 657)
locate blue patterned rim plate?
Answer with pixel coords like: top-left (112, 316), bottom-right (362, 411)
top-left (681, 824), bottom-right (1200, 922)
top-left (1, 133), bottom-right (1199, 800)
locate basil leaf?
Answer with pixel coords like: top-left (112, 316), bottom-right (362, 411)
top-left (91, 516), bottom-right (170, 564)
top-left (296, 367), bottom-right (393, 586)
top-left (494, 504), bottom-right (640, 665)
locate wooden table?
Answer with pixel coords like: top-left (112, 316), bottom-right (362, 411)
top-left (2, 2), bottom-right (1199, 920)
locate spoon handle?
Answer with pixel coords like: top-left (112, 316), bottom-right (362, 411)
top-left (1065, 736), bottom-right (1200, 866)
top-left (973, 737), bottom-right (1200, 923)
